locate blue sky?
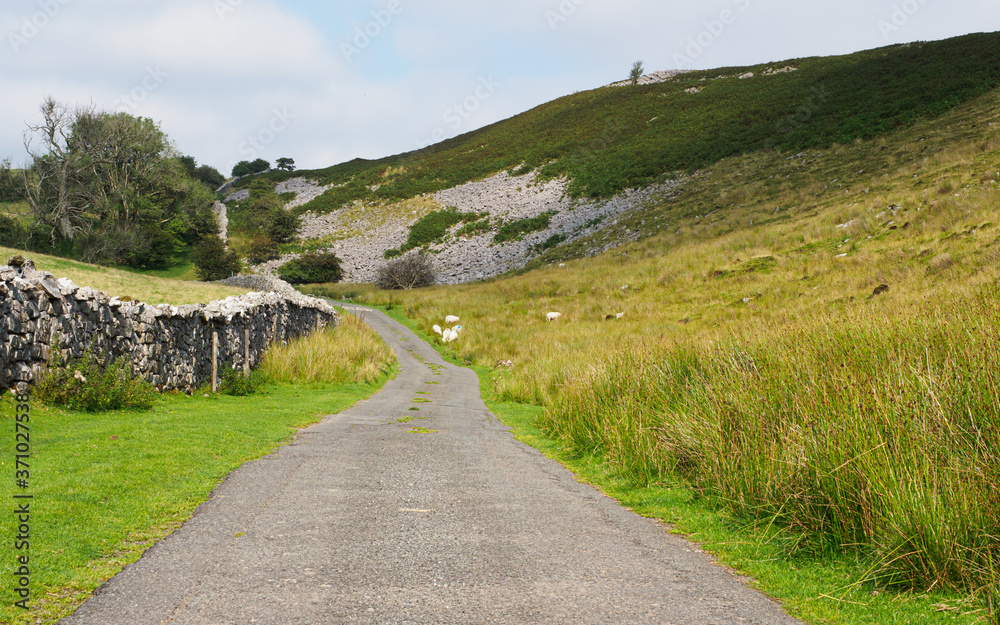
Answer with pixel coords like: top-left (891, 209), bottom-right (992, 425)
top-left (2, 0), bottom-right (998, 176)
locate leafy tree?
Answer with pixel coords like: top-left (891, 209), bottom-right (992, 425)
top-left (276, 157), bottom-right (296, 171)
top-left (194, 165), bottom-right (225, 189)
top-left (278, 252), bottom-right (343, 285)
top-left (0, 159), bottom-right (21, 202)
top-left (248, 158), bottom-right (270, 174)
top-left (246, 235), bottom-right (280, 264)
top-left (630, 60), bottom-right (644, 86)
top-left (231, 158), bottom-right (270, 177)
top-left (231, 160), bottom-right (253, 177)
top-left (192, 235), bottom-right (241, 281)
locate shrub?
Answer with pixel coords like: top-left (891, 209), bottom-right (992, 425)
top-left (278, 252), bottom-right (343, 284)
top-left (246, 235), bottom-right (281, 264)
top-left (494, 211), bottom-right (556, 244)
top-left (35, 348), bottom-right (157, 412)
top-left (0, 214), bottom-right (26, 247)
top-left (401, 208), bottom-right (480, 252)
top-left (266, 208), bottom-right (299, 244)
top-left (192, 235), bottom-right (241, 281)
top-left (219, 364), bottom-right (268, 396)
top-left (194, 165), bottom-right (225, 189)
top-left (376, 254), bottom-right (436, 290)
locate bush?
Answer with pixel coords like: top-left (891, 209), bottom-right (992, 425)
top-left (72, 227), bottom-right (176, 269)
top-left (494, 211), bottom-right (556, 245)
top-left (376, 254), bottom-right (436, 290)
top-left (35, 348), bottom-right (157, 412)
top-left (278, 252), bottom-right (343, 284)
top-left (246, 235), bottom-right (281, 264)
top-left (0, 214), bottom-right (26, 247)
top-left (232, 158), bottom-right (270, 177)
top-left (266, 208), bottom-right (299, 244)
top-left (400, 208), bottom-right (481, 252)
top-left (219, 364), bottom-right (268, 396)
top-left (194, 165), bottom-right (225, 189)
top-left (192, 235), bottom-right (241, 281)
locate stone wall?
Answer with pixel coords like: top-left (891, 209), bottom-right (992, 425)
top-left (0, 259), bottom-right (338, 392)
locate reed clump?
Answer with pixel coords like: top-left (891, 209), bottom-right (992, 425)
top-left (262, 311), bottom-right (395, 385)
top-left (542, 292), bottom-right (1000, 603)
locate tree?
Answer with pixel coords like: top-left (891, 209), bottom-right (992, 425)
top-left (231, 158), bottom-right (270, 177)
top-left (18, 98), bottom-right (218, 265)
top-left (630, 60), bottom-right (645, 86)
top-left (276, 157), bottom-right (296, 172)
top-left (21, 97), bottom-right (90, 242)
top-left (194, 165), bottom-right (225, 189)
top-left (192, 235), bottom-right (241, 281)
top-left (0, 159), bottom-right (21, 202)
top-left (376, 254), bottom-right (436, 290)
top-left (278, 252), bottom-right (343, 284)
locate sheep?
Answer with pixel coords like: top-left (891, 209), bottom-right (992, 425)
top-left (445, 315), bottom-right (460, 324)
top-left (432, 324), bottom-right (443, 335)
top-left (546, 312), bottom-right (562, 321)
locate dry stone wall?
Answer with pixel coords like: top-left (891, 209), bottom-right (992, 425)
top-left (0, 259), bottom-right (338, 392)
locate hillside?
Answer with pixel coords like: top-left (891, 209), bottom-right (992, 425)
top-left (225, 31), bottom-right (1000, 284)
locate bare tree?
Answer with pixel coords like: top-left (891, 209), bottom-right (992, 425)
top-left (21, 97), bottom-right (92, 242)
top-left (376, 254), bottom-right (437, 290)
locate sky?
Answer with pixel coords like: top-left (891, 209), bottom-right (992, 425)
top-left (1, 0), bottom-right (997, 176)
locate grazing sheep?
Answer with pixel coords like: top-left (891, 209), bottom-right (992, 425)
top-left (445, 315), bottom-right (460, 324)
top-left (433, 325), bottom-right (443, 335)
top-left (546, 312), bottom-right (562, 321)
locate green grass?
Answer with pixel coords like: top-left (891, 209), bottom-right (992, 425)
top-left (0, 378), bottom-right (392, 624)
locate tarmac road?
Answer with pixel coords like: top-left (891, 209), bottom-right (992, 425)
top-left (61, 305), bottom-right (804, 625)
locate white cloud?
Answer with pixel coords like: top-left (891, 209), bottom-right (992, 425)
top-left (1, 0), bottom-right (997, 174)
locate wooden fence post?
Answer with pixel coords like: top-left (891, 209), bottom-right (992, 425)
top-left (211, 330), bottom-right (219, 392)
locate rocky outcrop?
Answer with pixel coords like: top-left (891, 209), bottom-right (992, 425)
top-left (266, 171), bottom-right (679, 285)
top-left (0, 259), bottom-right (338, 392)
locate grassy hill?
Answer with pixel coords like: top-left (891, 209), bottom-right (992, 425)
top-left (301, 40), bottom-right (1000, 622)
top-left (0, 245), bottom-right (248, 304)
top-left (244, 31), bottom-right (1000, 217)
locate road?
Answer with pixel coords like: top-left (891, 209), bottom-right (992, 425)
top-left (62, 306), bottom-right (804, 624)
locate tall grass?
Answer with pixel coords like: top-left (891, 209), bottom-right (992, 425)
top-left (261, 311), bottom-right (395, 385)
top-left (542, 295), bottom-right (1000, 606)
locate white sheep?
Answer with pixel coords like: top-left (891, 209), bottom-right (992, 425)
top-left (432, 324), bottom-right (442, 335)
top-left (445, 315), bottom-right (460, 324)
top-left (546, 312), bottom-right (562, 322)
